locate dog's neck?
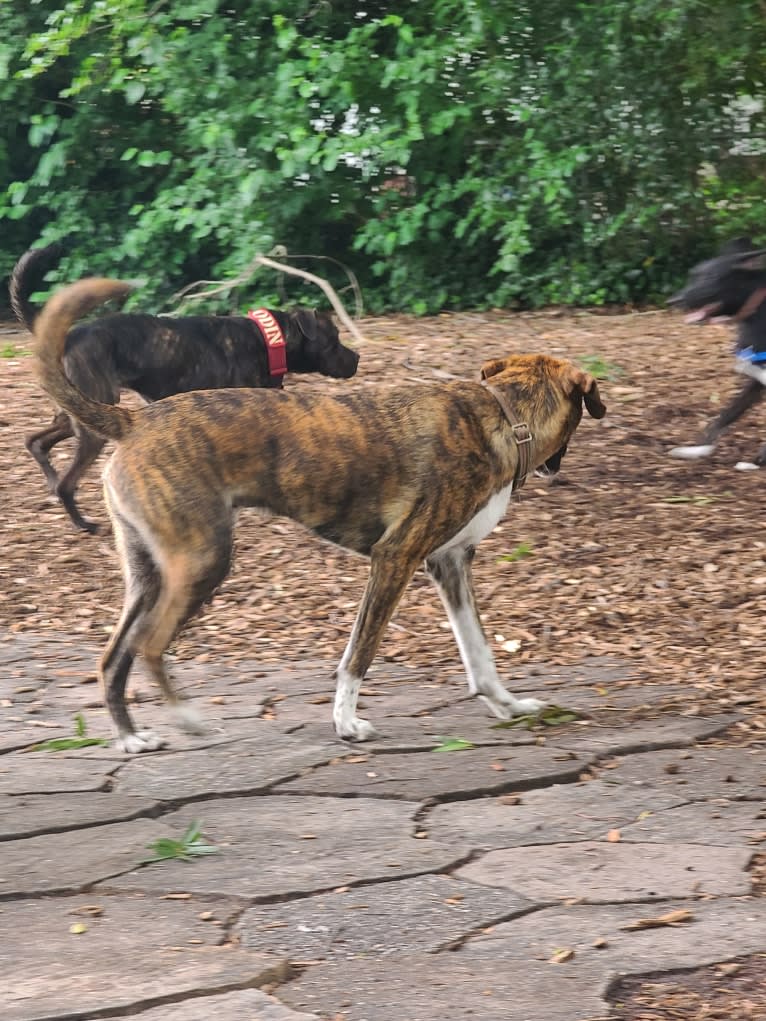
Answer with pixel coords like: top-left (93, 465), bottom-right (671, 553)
top-left (480, 381), bottom-right (533, 492)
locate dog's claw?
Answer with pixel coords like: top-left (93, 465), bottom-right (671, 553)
top-left (668, 444), bottom-right (715, 460)
top-left (116, 729), bottom-right (166, 754)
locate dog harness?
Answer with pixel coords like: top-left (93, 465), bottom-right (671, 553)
top-left (247, 308), bottom-right (287, 381)
top-left (735, 346), bottom-right (766, 386)
top-left (480, 382), bottom-right (532, 493)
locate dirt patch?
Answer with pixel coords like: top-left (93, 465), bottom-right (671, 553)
top-left (611, 955), bottom-right (766, 1020)
top-left (1, 308), bottom-right (764, 736)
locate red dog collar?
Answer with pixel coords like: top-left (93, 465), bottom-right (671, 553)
top-left (247, 308), bottom-right (287, 379)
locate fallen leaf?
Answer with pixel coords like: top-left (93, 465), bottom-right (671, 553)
top-left (69, 904), bottom-right (103, 917)
top-left (622, 908), bottom-right (694, 931)
top-left (607, 829), bottom-right (621, 842)
top-left (549, 947), bottom-right (575, 964)
top-left (69, 922), bottom-right (88, 935)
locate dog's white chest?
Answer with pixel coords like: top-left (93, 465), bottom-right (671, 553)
top-left (434, 484), bottom-right (513, 555)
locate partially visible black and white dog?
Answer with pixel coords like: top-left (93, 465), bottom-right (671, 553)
top-left (667, 238), bottom-right (766, 470)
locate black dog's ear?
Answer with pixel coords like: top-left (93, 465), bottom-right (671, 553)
top-left (720, 237), bottom-right (756, 256)
top-left (718, 238), bottom-right (766, 269)
top-left (736, 250), bottom-right (766, 270)
top-left (296, 309), bottom-right (319, 342)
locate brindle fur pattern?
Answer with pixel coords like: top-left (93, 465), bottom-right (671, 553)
top-left (34, 277), bottom-right (606, 753)
top-left (12, 244), bottom-right (359, 532)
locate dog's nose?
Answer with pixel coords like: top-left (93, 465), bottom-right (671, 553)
top-left (342, 350), bottom-right (361, 377)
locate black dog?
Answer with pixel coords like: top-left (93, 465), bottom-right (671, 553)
top-left (11, 245), bottom-right (360, 532)
top-left (667, 238), bottom-right (766, 469)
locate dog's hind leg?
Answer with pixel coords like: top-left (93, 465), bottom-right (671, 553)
top-left (100, 512), bottom-right (164, 752)
top-left (56, 426), bottom-right (108, 533)
top-left (425, 547), bottom-right (546, 720)
top-left (132, 526), bottom-right (233, 745)
top-left (25, 412), bottom-right (73, 492)
top-left (670, 378), bottom-right (764, 460)
top-left (333, 547), bottom-right (422, 741)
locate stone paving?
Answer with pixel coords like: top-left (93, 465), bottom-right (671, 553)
top-left (0, 630), bottom-right (764, 1021)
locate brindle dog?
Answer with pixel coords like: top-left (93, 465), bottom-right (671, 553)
top-left (34, 278), bottom-right (606, 753)
top-left (12, 245), bottom-right (359, 533)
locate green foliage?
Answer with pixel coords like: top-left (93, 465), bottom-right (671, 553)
top-left (497, 541), bottom-right (533, 564)
top-left (28, 712), bottom-right (110, 751)
top-left (144, 820), bottom-right (219, 864)
top-left (578, 355), bottom-right (623, 381)
top-left (432, 736), bottom-right (475, 752)
top-left (1, 1), bottom-right (765, 312)
top-left (492, 706), bottom-right (584, 730)
top-left (1, 343), bottom-right (31, 358)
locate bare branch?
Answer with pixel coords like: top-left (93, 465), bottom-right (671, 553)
top-left (167, 248), bottom-right (367, 346)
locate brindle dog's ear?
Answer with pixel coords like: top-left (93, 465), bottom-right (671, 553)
top-left (296, 309), bottom-right (319, 342)
top-left (480, 357), bottom-right (508, 380)
top-left (562, 367), bottom-right (607, 419)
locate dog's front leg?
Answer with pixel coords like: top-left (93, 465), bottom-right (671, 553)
top-left (670, 377), bottom-right (764, 460)
top-left (425, 547), bottom-right (545, 719)
top-left (334, 549), bottom-right (421, 741)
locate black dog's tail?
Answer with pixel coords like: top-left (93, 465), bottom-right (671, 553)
top-left (9, 243), bottom-right (63, 331)
top-left (34, 278), bottom-right (136, 442)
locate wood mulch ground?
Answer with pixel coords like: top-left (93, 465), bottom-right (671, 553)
top-left (0, 303), bottom-right (764, 1020)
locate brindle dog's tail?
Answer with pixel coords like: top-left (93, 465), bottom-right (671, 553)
top-left (34, 278), bottom-right (136, 442)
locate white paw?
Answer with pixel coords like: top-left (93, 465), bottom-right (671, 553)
top-left (735, 461), bottom-right (760, 471)
top-left (168, 703), bottom-right (208, 735)
top-left (479, 693), bottom-right (546, 720)
top-left (669, 444), bottom-right (715, 460)
top-left (116, 729), bottom-right (166, 754)
top-left (335, 716), bottom-right (380, 742)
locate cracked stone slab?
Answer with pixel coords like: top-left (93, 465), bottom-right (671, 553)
top-left (238, 874), bottom-right (536, 958)
top-left (268, 681), bottom-right (465, 731)
top-left (89, 990), bottom-right (320, 1021)
top-left (597, 746), bottom-right (766, 800)
top-left (0, 755), bottom-right (114, 795)
top-left (458, 897), bottom-right (766, 978)
top-left (115, 730), bottom-right (344, 799)
top-left (289, 713), bottom-right (540, 751)
top-left (427, 780), bottom-right (687, 848)
top-left (456, 840), bottom-right (753, 902)
top-left (0, 893), bottom-right (287, 1021)
top-left (0, 792), bottom-right (158, 841)
top-left (0, 817), bottom-right (176, 897)
top-left (110, 796), bottom-right (469, 899)
top-left (280, 952), bottom-right (604, 1021)
top-left (278, 745), bottom-right (593, 801)
top-left (550, 713), bottom-right (739, 755)
top-left (276, 898), bottom-right (766, 1021)
top-left (619, 798), bottom-right (766, 845)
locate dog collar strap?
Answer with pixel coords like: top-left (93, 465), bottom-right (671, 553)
top-left (481, 382), bottom-right (533, 492)
top-left (247, 308), bottom-right (287, 378)
top-left (733, 287), bottom-right (766, 323)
